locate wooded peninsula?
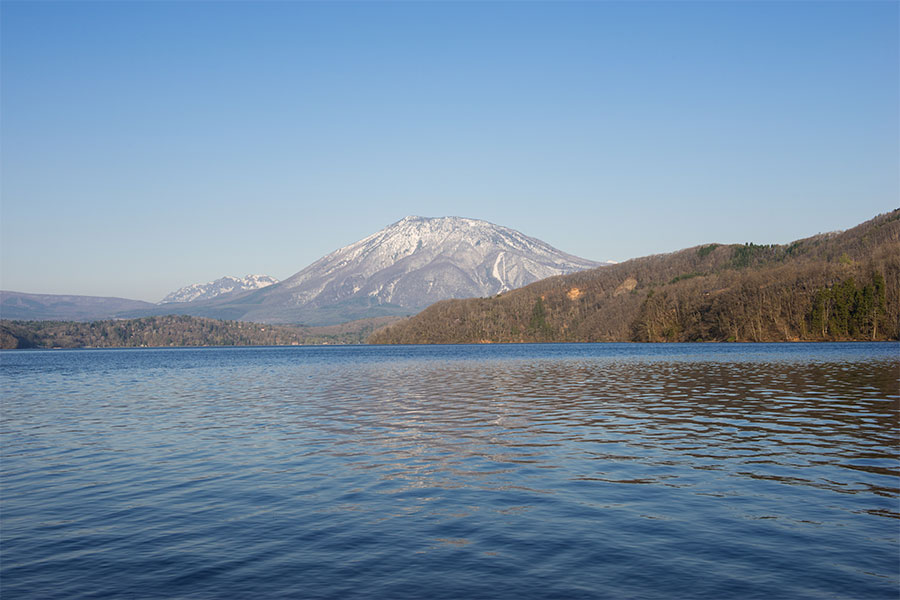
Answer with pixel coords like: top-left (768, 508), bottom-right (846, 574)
top-left (0, 315), bottom-right (395, 349)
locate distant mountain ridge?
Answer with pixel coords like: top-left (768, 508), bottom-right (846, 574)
top-left (0, 291), bottom-right (155, 322)
top-left (160, 274), bottom-right (278, 304)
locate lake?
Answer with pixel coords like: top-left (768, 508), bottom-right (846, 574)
top-left (1, 343), bottom-right (898, 599)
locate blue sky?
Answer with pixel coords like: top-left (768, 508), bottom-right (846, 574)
top-left (2, 1), bottom-right (897, 302)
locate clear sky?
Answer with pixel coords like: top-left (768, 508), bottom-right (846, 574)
top-left (2, 1), bottom-right (897, 302)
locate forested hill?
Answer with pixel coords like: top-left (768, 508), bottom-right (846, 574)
top-left (0, 315), bottom-right (398, 349)
top-left (368, 211), bottom-right (900, 344)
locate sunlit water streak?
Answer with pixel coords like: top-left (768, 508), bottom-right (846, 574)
top-left (1, 343), bottom-right (898, 599)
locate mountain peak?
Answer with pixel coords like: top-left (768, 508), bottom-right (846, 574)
top-left (160, 274), bottom-right (278, 304)
top-left (268, 216), bottom-right (606, 321)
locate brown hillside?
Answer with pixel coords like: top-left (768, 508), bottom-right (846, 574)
top-left (368, 210), bottom-right (900, 344)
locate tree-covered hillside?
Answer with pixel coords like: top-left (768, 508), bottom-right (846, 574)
top-left (369, 211), bottom-right (900, 344)
top-left (0, 315), bottom-right (398, 349)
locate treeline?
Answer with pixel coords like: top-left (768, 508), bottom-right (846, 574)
top-left (369, 210), bottom-right (900, 344)
top-left (0, 315), bottom-right (395, 349)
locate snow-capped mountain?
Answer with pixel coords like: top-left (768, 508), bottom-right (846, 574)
top-left (277, 216), bottom-right (605, 309)
top-left (117, 216), bottom-right (608, 325)
top-left (176, 216), bottom-right (607, 324)
top-left (160, 275), bottom-right (278, 304)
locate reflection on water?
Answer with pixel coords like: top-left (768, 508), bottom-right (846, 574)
top-left (1, 344), bottom-right (898, 599)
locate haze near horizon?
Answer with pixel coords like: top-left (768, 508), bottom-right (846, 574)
top-left (1, 1), bottom-right (897, 302)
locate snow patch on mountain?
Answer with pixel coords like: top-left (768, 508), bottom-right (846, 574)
top-left (160, 275), bottom-right (278, 304)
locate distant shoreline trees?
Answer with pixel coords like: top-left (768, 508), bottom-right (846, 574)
top-left (0, 315), bottom-right (389, 349)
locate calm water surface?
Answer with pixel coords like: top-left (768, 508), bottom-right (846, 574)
top-left (2, 343), bottom-right (898, 599)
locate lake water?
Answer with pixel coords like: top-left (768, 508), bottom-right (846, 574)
top-left (1, 343), bottom-right (898, 599)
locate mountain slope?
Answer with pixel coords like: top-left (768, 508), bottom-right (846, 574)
top-left (160, 274), bottom-right (278, 303)
top-left (369, 210), bottom-right (900, 344)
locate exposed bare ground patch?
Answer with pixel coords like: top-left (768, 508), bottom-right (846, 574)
top-left (614, 277), bottom-right (638, 296)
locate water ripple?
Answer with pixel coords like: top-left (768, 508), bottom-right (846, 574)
top-left (1, 343), bottom-right (898, 599)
